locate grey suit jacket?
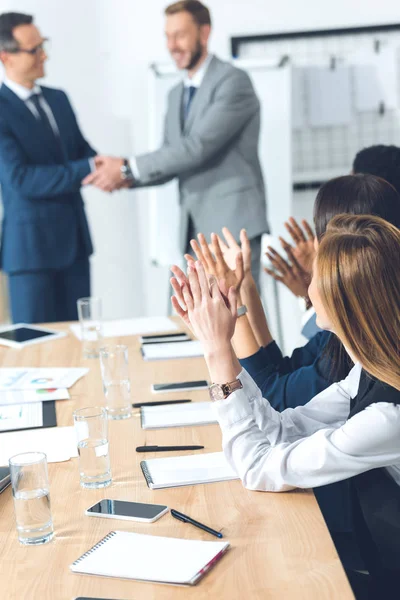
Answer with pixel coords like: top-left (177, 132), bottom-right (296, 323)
top-left (136, 55), bottom-right (269, 251)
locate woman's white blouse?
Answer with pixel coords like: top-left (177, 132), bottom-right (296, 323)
top-left (212, 364), bottom-right (400, 492)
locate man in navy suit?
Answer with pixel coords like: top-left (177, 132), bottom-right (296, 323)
top-left (0, 12), bottom-right (96, 323)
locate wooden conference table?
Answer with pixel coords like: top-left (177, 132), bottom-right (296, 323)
top-left (0, 322), bottom-right (354, 600)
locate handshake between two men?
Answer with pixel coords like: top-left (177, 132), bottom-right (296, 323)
top-left (82, 155), bottom-right (133, 193)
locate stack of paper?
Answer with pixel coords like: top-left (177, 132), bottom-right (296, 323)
top-left (70, 316), bottom-right (178, 340)
top-left (0, 426), bottom-right (78, 466)
top-left (141, 340), bottom-right (203, 361)
top-left (141, 401), bottom-right (216, 429)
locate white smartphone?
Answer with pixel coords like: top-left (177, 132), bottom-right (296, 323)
top-left (151, 380), bottom-right (209, 394)
top-left (85, 499), bottom-right (168, 523)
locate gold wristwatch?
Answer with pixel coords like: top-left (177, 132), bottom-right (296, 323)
top-left (209, 378), bottom-right (243, 402)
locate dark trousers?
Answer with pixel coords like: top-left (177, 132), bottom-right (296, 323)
top-left (8, 256), bottom-right (90, 324)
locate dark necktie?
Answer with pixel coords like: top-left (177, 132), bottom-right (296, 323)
top-left (29, 93), bottom-right (63, 160)
top-left (184, 86), bottom-right (197, 121)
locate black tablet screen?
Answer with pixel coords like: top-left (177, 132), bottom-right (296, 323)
top-left (0, 327), bottom-right (54, 343)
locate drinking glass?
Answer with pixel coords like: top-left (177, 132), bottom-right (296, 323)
top-left (77, 297), bottom-right (103, 358)
top-left (99, 345), bottom-right (132, 420)
top-left (73, 406), bottom-right (112, 489)
top-left (9, 452), bottom-right (54, 545)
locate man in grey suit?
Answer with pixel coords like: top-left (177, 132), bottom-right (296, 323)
top-left (84, 0), bottom-right (268, 282)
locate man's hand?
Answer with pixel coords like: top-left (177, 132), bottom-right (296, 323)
top-left (82, 155), bottom-right (126, 192)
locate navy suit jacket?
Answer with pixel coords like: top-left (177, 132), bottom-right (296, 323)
top-left (0, 83), bottom-right (96, 273)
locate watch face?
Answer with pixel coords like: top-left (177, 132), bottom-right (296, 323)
top-left (209, 384), bottom-right (225, 402)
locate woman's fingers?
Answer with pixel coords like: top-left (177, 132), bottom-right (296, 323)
top-left (190, 239), bottom-right (206, 264)
top-left (302, 219), bottom-right (315, 240)
top-left (171, 295), bottom-right (188, 321)
top-left (240, 229), bottom-right (252, 268)
top-left (288, 217), bottom-right (307, 242)
top-left (228, 286), bottom-right (237, 318)
top-left (267, 247), bottom-right (290, 275)
top-left (211, 233), bottom-right (228, 269)
top-left (171, 264), bottom-right (189, 286)
top-left (222, 226), bottom-right (240, 250)
top-left (264, 267), bottom-right (284, 283)
top-left (170, 277), bottom-right (186, 309)
top-left (181, 282), bottom-right (194, 312)
top-left (197, 233), bottom-right (216, 269)
top-left (235, 251), bottom-right (244, 284)
top-left (195, 260), bottom-right (211, 298)
top-left (215, 234), bottom-right (229, 253)
top-left (187, 264), bottom-right (202, 306)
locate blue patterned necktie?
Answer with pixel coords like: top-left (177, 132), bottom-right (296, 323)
top-left (184, 85), bottom-right (197, 121)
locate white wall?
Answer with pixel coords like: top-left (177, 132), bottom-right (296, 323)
top-left (1, 0), bottom-right (399, 319)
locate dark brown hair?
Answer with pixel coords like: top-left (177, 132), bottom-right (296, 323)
top-left (165, 1), bottom-right (211, 26)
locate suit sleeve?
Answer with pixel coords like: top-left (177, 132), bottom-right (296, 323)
top-left (0, 98), bottom-right (94, 199)
top-left (63, 91), bottom-right (97, 160)
top-left (239, 333), bottom-right (333, 411)
top-left (135, 69), bottom-right (258, 184)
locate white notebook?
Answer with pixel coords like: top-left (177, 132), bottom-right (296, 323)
top-left (141, 340), bottom-right (203, 361)
top-left (70, 530), bottom-right (229, 586)
top-left (141, 401), bottom-right (216, 429)
top-left (141, 451), bottom-right (239, 489)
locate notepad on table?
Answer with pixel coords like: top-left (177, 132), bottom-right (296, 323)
top-left (141, 451), bottom-right (239, 489)
top-left (141, 401), bottom-right (216, 429)
top-left (70, 530), bottom-right (229, 586)
top-left (141, 340), bottom-right (203, 361)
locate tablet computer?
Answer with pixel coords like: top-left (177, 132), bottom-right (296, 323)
top-left (0, 324), bottom-right (66, 349)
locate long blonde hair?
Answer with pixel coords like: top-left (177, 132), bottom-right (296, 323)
top-left (317, 214), bottom-right (400, 391)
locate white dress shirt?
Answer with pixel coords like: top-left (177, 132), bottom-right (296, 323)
top-left (129, 54), bottom-right (213, 180)
top-left (213, 363), bottom-right (400, 492)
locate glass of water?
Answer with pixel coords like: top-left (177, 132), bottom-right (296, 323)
top-left (9, 452), bottom-right (54, 545)
top-left (73, 406), bottom-right (112, 489)
top-left (99, 345), bottom-right (132, 420)
top-left (77, 297), bottom-right (103, 359)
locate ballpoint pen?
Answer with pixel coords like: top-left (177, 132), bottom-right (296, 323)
top-left (170, 508), bottom-right (223, 538)
top-left (136, 445), bottom-right (204, 452)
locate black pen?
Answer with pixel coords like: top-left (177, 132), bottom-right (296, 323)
top-left (136, 445), bottom-right (204, 453)
top-left (132, 399), bottom-right (191, 408)
top-left (170, 508), bottom-right (223, 539)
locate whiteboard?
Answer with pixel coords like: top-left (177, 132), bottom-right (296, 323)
top-left (147, 59), bottom-right (293, 264)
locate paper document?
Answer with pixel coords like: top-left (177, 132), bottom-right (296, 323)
top-left (141, 340), bottom-right (203, 361)
top-left (0, 388), bottom-right (69, 406)
top-left (0, 426), bottom-right (78, 466)
top-left (70, 316), bottom-right (178, 340)
top-left (141, 401), bottom-right (216, 429)
top-left (0, 402), bottom-right (43, 432)
top-left (0, 368), bottom-right (88, 391)
top-left (306, 66), bottom-right (352, 127)
top-left (141, 451), bottom-right (239, 489)
top-left (70, 530), bottom-right (229, 586)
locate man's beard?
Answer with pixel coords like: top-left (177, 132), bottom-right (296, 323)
top-left (186, 40), bottom-right (203, 71)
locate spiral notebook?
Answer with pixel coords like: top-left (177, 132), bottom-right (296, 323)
top-left (70, 530), bottom-right (229, 586)
top-left (141, 451), bottom-right (239, 489)
top-left (141, 401), bottom-right (216, 429)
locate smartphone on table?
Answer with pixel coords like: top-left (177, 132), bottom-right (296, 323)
top-left (151, 380), bottom-right (208, 394)
top-left (85, 499), bottom-right (168, 523)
